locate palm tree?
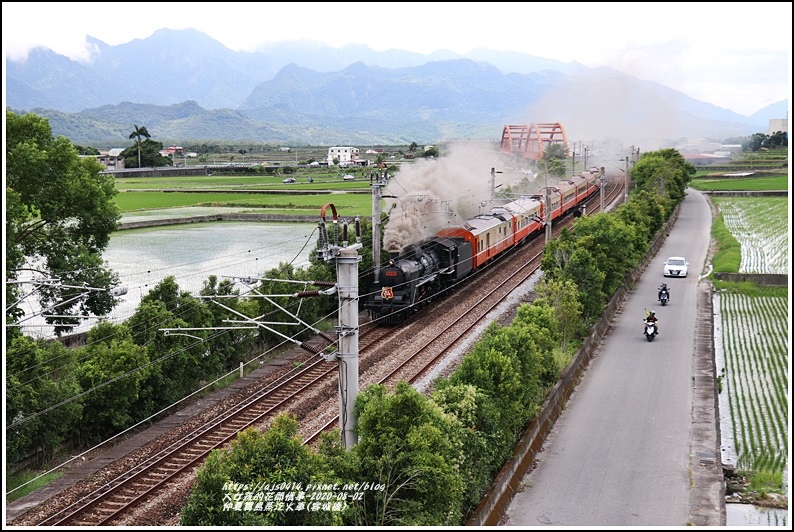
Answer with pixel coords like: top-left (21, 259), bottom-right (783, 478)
top-left (128, 124), bottom-right (151, 168)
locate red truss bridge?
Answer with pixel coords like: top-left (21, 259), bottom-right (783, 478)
top-left (499, 122), bottom-right (569, 160)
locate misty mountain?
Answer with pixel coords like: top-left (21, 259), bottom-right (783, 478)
top-left (6, 28), bottom-right (785, 147)
top-left (750, 100), bottom-right (789, 124)
top-left (7, 28), bottom-right (580, 112)
top-left (238, 60), bottom-right (562, 122)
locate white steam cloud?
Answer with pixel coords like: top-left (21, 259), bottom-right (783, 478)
top-left (382, 143), bottom-right (505, 253)
top-left (379, 138), bottom-right (630, 255)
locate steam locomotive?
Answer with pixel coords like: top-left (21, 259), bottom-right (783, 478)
top-left (365, 168), bottom-right (607, 324)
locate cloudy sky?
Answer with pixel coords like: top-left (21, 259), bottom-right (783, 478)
top-left (3, 2), bottom-right (791, 116)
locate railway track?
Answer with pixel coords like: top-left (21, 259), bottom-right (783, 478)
top-left (305, 173), bottom-right (625, 443)
top-left (37, 353), bottom-right (343, 525)
top-left (22, 172), bottom-right (625, 526)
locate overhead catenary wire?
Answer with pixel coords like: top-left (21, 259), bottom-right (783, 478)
top-left (7, 224), bottom-right (341, 416)
top-left (6, 311), bottom-right (343, 497)
top-left (14, 223), bottom-right (323, 341)
top-left (8, 224), bottom-right (324, 386)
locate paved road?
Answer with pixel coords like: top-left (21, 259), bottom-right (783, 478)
top-left (504, 189), bottom-right (722, 526)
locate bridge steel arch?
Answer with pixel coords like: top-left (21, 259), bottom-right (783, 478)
top-left (500, 121), bottom-right (569, 161)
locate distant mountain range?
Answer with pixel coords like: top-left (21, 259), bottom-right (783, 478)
top-left (5, 28), bottom-right (787, 147)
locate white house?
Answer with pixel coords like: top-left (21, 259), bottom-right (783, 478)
top-left (92, 148), bottom-right (125, 170)
top-left (327, 146), bottom-right (359, 166)
top-left (768, 118), bottom-right (788, 136)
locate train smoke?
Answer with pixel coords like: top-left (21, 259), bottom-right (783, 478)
top-left (382, 143), bottom-right (502, 253)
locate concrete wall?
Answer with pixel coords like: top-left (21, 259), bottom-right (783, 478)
top-left (713, 273), bottom-right (788, 286)
top-left (107, 167), bottom-right (209, 178)
top-left (704, 190), bottom-right (787, 197)
top-left (118, 213), bottom-right (317, 230)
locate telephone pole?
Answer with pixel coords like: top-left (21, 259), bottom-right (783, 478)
top-left (370, 169), bottom-right (388, 284)
top-left (317, 203), bottom-right (363, 448)
top-left (624, 156), bottom-right (631, 201)
top-left (600, 166), bottom-right (605, 212)
top-left (545, 187), bottom-right (552, 243)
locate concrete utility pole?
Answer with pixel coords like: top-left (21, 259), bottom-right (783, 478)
top-left (624, 156), bottom-right (631, 201)
top-left (370, 170), bottom-right (388, 284)
top-left (335, 247), bottom-right (360, 448)
top-left (316, 204), bottom-right (363, 448)
top-left (545, 187), bottom-right (552, 243)
top-left (541, 162), bottom-right (552, 243)
top-left (490, 167), bottom-right (503, 200)
top-left (600, 166), bottom-right (606, 212)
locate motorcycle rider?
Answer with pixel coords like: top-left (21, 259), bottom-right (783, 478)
top-left (644, 308), bottom-right (659, 334)
top-left (658, 282), bottom-right (670, 302)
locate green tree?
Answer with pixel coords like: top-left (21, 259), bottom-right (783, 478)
top-left (615, 189), bottom-right (667, 244)
top-left (181, 414), bottom-right (344, 526)
top-left (533, 277), bottom-right (584, 349)
top-left (6, 110), bottom-right (121, 336)
top-left (75, 322), bottom-right (150, 443)
top-left (511, 300), bottom-right (563, 385)
top-left (121, 138), bottom-right (171, 168)
top-left (430, 382), bottom-right (509, 516)
top-left (571, 213), bottom-right (641, 296)
top-left (73, 144), bottom-right (100, 155)
top-left (766, 130), bottom-right (787, 148)
top-left (5, 335), bottom-right (83, 464)
top-left (408, 142), bottom-right (419, 154)
top-left (541, 228), bottom-right (607, 322)
top-left (541, 142), bottom-right (568, 179)
top-left (448, 332), bottom-right (526, 438)
top-left (200, 275), bottom-right (259, 370)
top-left (128, 124), bottom-right (151, 168)
top-left (127, 277), bottom-right (216, 417)
top-left (743, 132), bottom-right (768, 152)
top-left (631, 149), bottom-right (693, 204)
top-left (353, 382), bottom-right (465, 526)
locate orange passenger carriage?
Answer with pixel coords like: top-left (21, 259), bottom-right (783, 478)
top-left (497, 195), bottom-right (545, 245)
top-left (366, 167), bottom-right (603, 324)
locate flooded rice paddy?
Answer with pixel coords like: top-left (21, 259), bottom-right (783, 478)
top-left (726, 503), bottom-right (788, 526)
top-left (102, 221), bottom-right (317, 323)
top-left (19, 215), bottom-right (317, 338)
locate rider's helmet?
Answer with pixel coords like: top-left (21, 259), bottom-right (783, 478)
top-left (649, 310), bottom-right (656, 318)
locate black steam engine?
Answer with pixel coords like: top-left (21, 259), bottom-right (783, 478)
top-left (369, 237), bottom-right (473, 324)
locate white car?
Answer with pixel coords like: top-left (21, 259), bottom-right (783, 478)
top-left (342, 174), bottom-right (355, 181)
top-left (282, 177), bottom-right (296, 184)
top-left (663, 256), bottom-right (689, 277)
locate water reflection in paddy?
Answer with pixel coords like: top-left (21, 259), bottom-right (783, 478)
top-left (726, 503), bottom-right (788, 526)
top-left (103, 221), bottom-right (317, 324)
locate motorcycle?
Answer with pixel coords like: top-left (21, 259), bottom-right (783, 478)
top-left (644, 319), bottom-right (658, 342)
top-left (659, 289), bottom-right (669, 306)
